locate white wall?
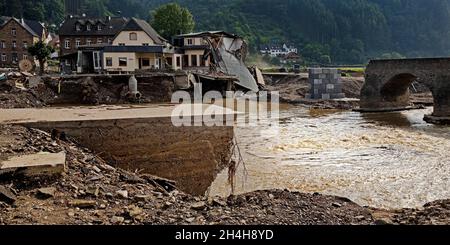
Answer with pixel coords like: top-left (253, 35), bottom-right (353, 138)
top-left (113, 31), bottom-right (156, 46)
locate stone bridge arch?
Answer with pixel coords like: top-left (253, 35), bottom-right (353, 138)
top-left (360, 58), bottom-right (450, 124)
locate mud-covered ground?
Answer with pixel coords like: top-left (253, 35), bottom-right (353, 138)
top-left (1, 124), bottom-right (450, 225)
top-left (0, 124), bottom-right (375, 225)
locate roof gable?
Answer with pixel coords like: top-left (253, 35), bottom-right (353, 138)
top-left (119, 18), bottom-right (166, 45)
top-left (0, 17), bottom-right (43, 37)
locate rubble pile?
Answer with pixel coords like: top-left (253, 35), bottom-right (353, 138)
top-left (0, 124), bottom-right (377, 225)
top-left (0, 76), bottom-right (46, 109)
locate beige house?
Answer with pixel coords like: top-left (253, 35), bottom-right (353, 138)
top-left (76, 17), bottom-right (181, 73)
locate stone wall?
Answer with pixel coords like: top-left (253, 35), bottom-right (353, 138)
top-left (307, 68), bottom-right (345, 100)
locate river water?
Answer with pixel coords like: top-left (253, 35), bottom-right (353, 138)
top-left (210, 105), bottom-right (450, 209)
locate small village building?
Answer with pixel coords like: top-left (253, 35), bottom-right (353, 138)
top-left (58, 15), bottom-right (128, 73)
top-left (75, 18), bottom-right (180, 74)
top-left (260, 43), bottom-right (298, 57)
top-left (0, 17), bottom-right (47, 68)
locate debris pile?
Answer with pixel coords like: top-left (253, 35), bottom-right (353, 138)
top-left (0, 73), bottom-right (46, 108)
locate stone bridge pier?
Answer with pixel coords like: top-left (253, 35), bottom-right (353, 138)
top-left (360, 58), bottom-right (450, 124)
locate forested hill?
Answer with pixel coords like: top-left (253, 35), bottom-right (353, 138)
top-left (1, 0), bottom-right (450, 64)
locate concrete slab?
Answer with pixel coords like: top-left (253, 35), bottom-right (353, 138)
top-left (0, 104), bottom-right (237, 125)
top-left (0, 152), bottom-right (66, 176)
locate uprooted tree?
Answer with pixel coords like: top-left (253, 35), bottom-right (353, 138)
top-left (150, 3), bottom-right (195, 40)
top-left (27, 41), bottom-right (55, 75)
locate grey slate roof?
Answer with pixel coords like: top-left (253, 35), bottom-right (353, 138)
top-left (58, 16), bottom-right (128, 36)
top-left (119, 17), bottom-right (166, 44)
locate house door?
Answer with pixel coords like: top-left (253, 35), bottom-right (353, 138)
top-left (92, 51), bottom-right (101, 71)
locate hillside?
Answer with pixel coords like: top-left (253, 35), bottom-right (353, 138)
top-left (1, 0), bottom-right (450, 64)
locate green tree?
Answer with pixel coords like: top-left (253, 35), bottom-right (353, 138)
top-left (27, 41), bottom-right (55, 75)
top-left (150, 3), bottom-right (195, 39)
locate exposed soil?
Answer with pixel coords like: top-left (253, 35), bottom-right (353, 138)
top-left (264, 75), bottom-right (364, 109)
top-left (0, 124), bottom-right (373, 225)
top-left (0, 80), bottom-right (45, 108)
top-left (1, 124), bottom-right (450, 225)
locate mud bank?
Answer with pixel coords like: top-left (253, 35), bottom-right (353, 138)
top-left (0, 105), bottom-right (235, 196)
top-left (264, 74), bottom-right (364, 109)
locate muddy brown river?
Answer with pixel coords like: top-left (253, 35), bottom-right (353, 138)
top-left (210, 105), bottom-right (450, 209)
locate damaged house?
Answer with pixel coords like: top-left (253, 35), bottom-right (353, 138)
top-left (174, 31), bottom-right (259, 93)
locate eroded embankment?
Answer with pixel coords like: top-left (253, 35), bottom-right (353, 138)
top-left (0, 73), bottom-right (186, 109)
top-left (22, 117), bottom-right (234, 196)
top-left (2, 124), bottom-right (450, 225)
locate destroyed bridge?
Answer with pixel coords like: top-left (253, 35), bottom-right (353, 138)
top-left (360, 58), bottom-right (450, 123)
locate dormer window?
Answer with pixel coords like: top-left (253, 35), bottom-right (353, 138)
top-left (86, 24), bottom-right (91, 31)
top-left (76, 24), bottom-right (81, 31)
top-left (129, 32), bottom-right (137, 41)
top-left (97, 25), bottom-right (102, 31)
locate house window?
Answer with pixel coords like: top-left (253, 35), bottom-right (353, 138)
top-left (1, 41), bottom-right (5, 49)
top-left (23, 41), bottom-right (28, 49)
top-left (65, 39), bottom-right (70, 49)
top-left (86, 24), bottom-right (91, 31)
top-left (106, 57), bottom-right (113, 66)
top-left (97, 25), bottom-right (102, 31)
top-left (97, 38), bottom-right (103, 44)
top-left (12, 41), bottom-right (16, 49)
top-left (12, 53), bottom-right (18, 63)
top-left (142, 43), bottom-right (149, 46)
top-left (1, 54), bottom-right (6, 62)
top-left (118, 57), bottom-right (127, 67)
top-left (76, 24), bottom-right (81, 31)
top-left (75, 39), bottom-right (81, 47)
top-left (107, 38), bottom-right (112, 44)
top-left (187, 39), bottom-right (193, 45)
top-left (129, 32), bottom-right (137, 41)
top-left (22, 54), bottom-right (28, 60)
top-left (118, 43), bottom-right (125, 46)
top-left (176, 56), bottom-right (181, 67)
top-left (86, 39), bottom-right (92, 46)
top-left (11, 28), bottom-right (16, 36)
top-left (142, 58), bottom-right (150, 67)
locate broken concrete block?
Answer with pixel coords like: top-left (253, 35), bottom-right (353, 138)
top-left (0, 185), bottom-right (16, 204)
top-left (37, 187), bottom-right (57, 199)
top-left (0, 152), bottom-right (66, 177)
